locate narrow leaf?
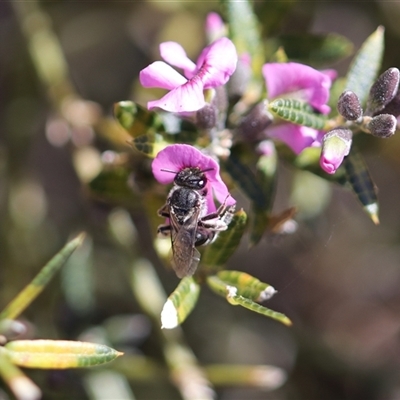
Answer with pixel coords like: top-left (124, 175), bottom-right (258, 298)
top-left (0, 350), bottom-right (41, 400)
top-left (216, 271), bottom-right (276, 302)
top-left (268, 99), bottom-right (327, 130)
top-left (343, 149), bottom-right (379, 224)
top-left (345, 26), bottom-right (385, 106)
top-left (207, 279), bottom-right (291, 326)
top-left (4, 340), bottom-right (123, 369)
top-left (114, 101), bottom-right (164, 138)
top-left (202, 209), bottom-right (248, 269)
top-left (227, 291), bottom-right (292, 326)
top-left (270, 33), bottom-right (353, 66)
top-left (0, 233), bottom-right (85, 321)
top-left (161, 277), bottom-right (201, 329)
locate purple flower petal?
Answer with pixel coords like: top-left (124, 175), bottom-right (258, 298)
top-left (205, 12), bottom-right (226, 42)
top-left (265, 123), bottom-right (321, 154)
top-left (159, 42), bottom-right (197, 78)
top-left (319, 129), bottom-right (352, 174)
top-left (147, 78), bottom-right (205, 112)
top-left (262, 62), bottom-right (335, 114)
top-left (140, 38), bottom-right (237, 113)
top-left (152, 144), bottom-right (235, 211)
top-left (196, 37), bottom-right (238, 88)
top-left (139, 61), bottom-right (187, 89)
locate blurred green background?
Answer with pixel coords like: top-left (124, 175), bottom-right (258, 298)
top-left (3, 1), bottom-right (400, 399)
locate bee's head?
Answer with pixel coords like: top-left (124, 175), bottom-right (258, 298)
top-left (174, 167), bottom-right (211, 189)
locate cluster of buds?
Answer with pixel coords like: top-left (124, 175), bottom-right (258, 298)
top-left (320, 67), bottom-right (400, 174)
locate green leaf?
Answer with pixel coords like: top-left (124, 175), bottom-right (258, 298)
top-left (3, 340), bottom-right (123, 369)
top-left (269, 33), bottom-right (353, 66)
top-left (343, 149), bottom-right (379, 224)
top-left (88, 165), bottom-right (139, 208)
top-left (207, 276), bottom-right (291, 326)
top-left (268, 99), bottom-right (327, 130)
top-left (202, 209), bottom-right (248, 269)
top-left (227, 293), bottom-right (292, 326)
top-left (161, 277), bottom-right (201, 329)
top-left (215, 271), bottom-right (276, 302)
top-left (345, 26), bottom-right (385, 106)
top-left (132, 133), bottom-right (167, 158)
top-left (223, 0), bottom-right (265, 77)
top-left (0, 233), bottom-right (85, 321)
top-left (114, 101), bottom-right (164, 138)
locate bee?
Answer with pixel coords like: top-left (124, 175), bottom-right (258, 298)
top-left (157, 167), bottom-right (235, 278)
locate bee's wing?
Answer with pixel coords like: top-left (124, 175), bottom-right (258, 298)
top-left (170, 209), bottom-right (202, 278)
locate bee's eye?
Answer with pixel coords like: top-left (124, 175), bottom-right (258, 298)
top-left (198, 180), bottom-right (204, 186)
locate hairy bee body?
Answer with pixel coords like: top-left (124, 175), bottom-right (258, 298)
top-left (158, 167), bottom-right (234, 278)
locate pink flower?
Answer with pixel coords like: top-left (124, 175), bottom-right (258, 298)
top-left (140, 38), bottom-right (237, 113)
top-left (319, 128), bottom-right (352, 174)
top-left (152, 144), bottom-right (235, 212)
top-left (264, 124), bottom-right (323, 155)
top-left (262, 62), bottom-right (336, 154)
top-left (205, 12), bottom-right (226, 42)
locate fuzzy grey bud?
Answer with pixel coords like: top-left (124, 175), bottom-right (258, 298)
top-left (367, 113), bottom-right (397, 138)
top-left (366, 67), bottom-right (400, 115)
top-left (236, 101), bottom-right (273, 140)
top-left (337, 90), bottom-right (362, 121)
top-left (195, 104), bottom-right (218, 129)
top-left (227, 54), bottom-right (251, 103)
top-left (377, 93), bottom-right (400, 118)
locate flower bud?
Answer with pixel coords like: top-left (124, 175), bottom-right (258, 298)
top-left (236, 101), bottom-right (273, 140)
top-left (195, 104), bottom-right (218, 129)
top-left (320, 128), bottom-right (353, 174)
top-left (337, 90), bottom-right (362, 121)
top-left (377, 93), bottom-right (400, 118)
top-left (367, 113), bottom-right (397, 138)
top-left (227, 53), bottom-right (252, 103)
top-left (366, 67), bottom-right (400, 115)
top-left (205, 12), bottom-right (227, 43)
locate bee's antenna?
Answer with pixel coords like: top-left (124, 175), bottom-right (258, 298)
top-left (200, 168), bottom-right (214, 173)
top-left (160, 168), bottom-right (178, 174)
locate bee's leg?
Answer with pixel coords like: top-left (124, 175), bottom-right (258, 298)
top-left (200, 204), bottom-right (236, 231)
top-left (157, 224), bottom-right (171, 237)
top-left (157, 203), bottom-right (170, 218)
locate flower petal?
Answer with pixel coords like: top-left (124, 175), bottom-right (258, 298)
top-left (205, 12), bottom-right (226, 43)
top-left (262, 62), bottom-right (335, 114)
top-left (152, 144), bottom-right (236, 210)
top-left (147, 78), bottom-right (205, 112)
top-left (139, 61), bottom-right (187, 90)
top-left (266, 123), bottom-right (321, 154)
top-left (320, 128), bottom-right (352, 174)
top-left (159, 42), bottom-right (197, 78)
top-left (152, 144), bottom-right (215, 184)
top-left (196, 37), bottom-right (238, 88)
